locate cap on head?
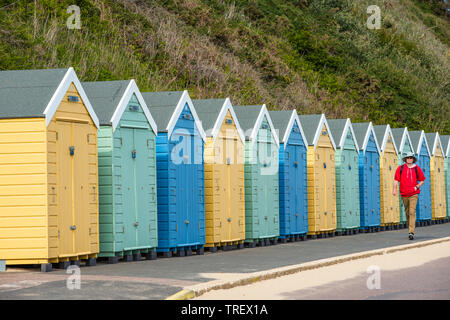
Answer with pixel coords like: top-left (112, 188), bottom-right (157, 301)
top-left (402, 152), bottom-right (417, 163)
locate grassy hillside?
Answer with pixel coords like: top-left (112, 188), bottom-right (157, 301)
top-left (0, 0), bottom-right (448, 133)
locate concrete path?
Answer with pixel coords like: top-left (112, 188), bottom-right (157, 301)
top-left (194, 241), bottom-right (450, 299)
top-left (1, 222), bottom-right (449, 300)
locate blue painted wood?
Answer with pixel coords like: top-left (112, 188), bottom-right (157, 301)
top-left (155, 103), bottom-right (205, 252)
top-left (416, 139), bottom-right (432, 222)
top-left (279, 122), bottom-right (308, 238)
top-left (358, 132), bottom-right (381, 228)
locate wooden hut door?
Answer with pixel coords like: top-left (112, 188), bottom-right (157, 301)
top-left (174, 132), bottom-right (194, 246)
top-left (57, 121), bottom-right (74, 256)
top-left (57, 121), bottom-right (90, 255)
top-left (288, 142), bottom-right (301, 233)
top-left (228, 137), bottom-right (243, 241)
top-left (121, 127), bottom-right (138, 249)
top-left (134, 128), bottom-right (153, 247)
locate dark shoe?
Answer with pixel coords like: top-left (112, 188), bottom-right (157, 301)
top-left (409, 233), bottom-right (414, 240)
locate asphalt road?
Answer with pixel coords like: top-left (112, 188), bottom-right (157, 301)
top-left (1, 222), bottom-right (449, 300)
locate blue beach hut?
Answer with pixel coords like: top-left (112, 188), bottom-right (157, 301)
top-left (409, 130), bottom-right (432, 224)
top-left (141, 91), bottom-right (206, 257)
top-left (352, 122), bottom-right (381, 232)
top-left (269, 110), bottom-right (308, 242)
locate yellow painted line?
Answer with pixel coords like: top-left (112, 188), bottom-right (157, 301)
top-left (166, 289), bottom-right (196, 300)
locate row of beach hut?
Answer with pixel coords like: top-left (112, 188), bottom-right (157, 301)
top-left (0, 68), bottom-right (449, 272)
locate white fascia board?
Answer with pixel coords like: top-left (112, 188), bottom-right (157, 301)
top-left (211, 98), bottom-right (246, 145)
top-left (363, 122), bottom-right (381, 156)
top-left (312, 114), bottom-right (336, 151)
top-left (402, 128), bottom-right (413, 155)
top-left (445, 136), bottom-right (450, 158)
top-left (434, 133), bottom-right (444, 157)
top-left (339, 118), bottom-right (359, 151)
top-left (386, 125), bottom-right (399, 155)
top-left (110, 80), bottom-right (158, 134)
top-left (250, 104), bottom-right (280, 148)
top-left (416, 130), bottom-right (431, 157)
top-left (282, 111), bottom-right (308, 149)
top-left (44, 67), bottom-right (99, 128)
top-left (167, 90), bottom-right (206, 141)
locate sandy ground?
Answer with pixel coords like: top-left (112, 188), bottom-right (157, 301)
top-left (193, 241), bottom-right (450, 300)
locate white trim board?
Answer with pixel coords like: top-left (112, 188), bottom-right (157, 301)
top-left (378, 124), bottom-right (399, 155)
top-left (311, 114), bottom-right (336, 151)
top-left (415, 130), bottom-right (431, 157)
top-left (166, 90), bottom-right (206, 142)
top-left (440, 135), bottom-right (450, 158)
top-left (210, 98), bottom-right (246, 145)
top-left (337, 118), bottom-right (359, 151)
top-left (429, 133), bottom-right (444, 156)
top-left (249, 104), bottom-right (280, 148)
top-left (361, 122), bottom-right (381, 156)
top-left (397, 127), bottom-right (413, 155)
top-left (44, 67), bottom-right (99, 128)
top-left (110, 80), bottom-right (158, 134)
top-left (281, 110), bottom-right (308, 148)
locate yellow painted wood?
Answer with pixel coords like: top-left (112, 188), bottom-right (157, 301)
top-left (379, 135), bottom-right (400, 225)
top-left (0, 83), bottom-right (99, 266)
top-left (430, 146), bottom-right (446, 219)
top-left (204, 111), bottom-right (245, 247)
top-left (307, 124), bottom-right (336, 235)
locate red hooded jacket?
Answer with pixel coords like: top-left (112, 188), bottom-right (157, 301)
top-left (394, 164), bottom-right (426, 197)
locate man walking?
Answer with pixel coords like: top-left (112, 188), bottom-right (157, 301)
top-left (393, 152), bottom-right (426, 240)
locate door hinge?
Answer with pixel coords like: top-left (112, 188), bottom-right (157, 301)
top-left (55, 132), bottom-right (58, 140)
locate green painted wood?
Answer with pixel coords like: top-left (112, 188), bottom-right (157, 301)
top-left (97, 94), bottom-right (157, 258)
top-left (446, 156), bottom-right (450, 218)
top-left (335, 133), bottom-right (360, 231)
top-left (98, 127), bottom-right (115, 257)
top-left (398, 135), bottom-right (414, 224)
top-left (244, 116), bottom-right (279, 241)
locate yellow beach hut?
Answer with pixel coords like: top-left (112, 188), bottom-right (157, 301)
top-left (425, 132), bottom-right (447, 221)
top-left (298, 114), bottom-right (337, 238)
top-left (373, 124), bottom-right (400, 228)
top-left (0, 68), bottom-right (100, 272)
top-left (193, 98), bottom-right (246, 251)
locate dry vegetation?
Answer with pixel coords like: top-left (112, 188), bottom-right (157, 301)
top-left (0, 0), bottom-right (448, 133)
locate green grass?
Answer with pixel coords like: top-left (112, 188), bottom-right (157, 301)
top-left (0, 0), bottom-right (448, 133)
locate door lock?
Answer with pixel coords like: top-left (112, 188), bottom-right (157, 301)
top-left (133, 221), bottom-right (139, 227)
top-left (132, 150), bottom-right (136, 159)
top-left (227, 218), bottom-right (232, 222)
top-left (185, 220), bottom-right (190, 224)
top-left (70, 225), bottom-right (76, 230)
top-left (69, 146), bottom-right (75, 156)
